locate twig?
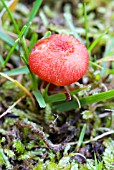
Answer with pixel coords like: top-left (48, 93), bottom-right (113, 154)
top-left (0, 72), bottom-right (31, 97)
top-left (97, 57), bottom-right (114, 63)
top-left (0, 96), bottom-right (25, 119)
top-left (0, 72), bottom-right (36, 105)
top-left (16, 120), bottom-right (76, 152)
top-left (67, 130), bottom-right (114, 146)
top-left (84, 130), bottom-right (114, 144)
top-left (73, 94), bottom-right (81, 108)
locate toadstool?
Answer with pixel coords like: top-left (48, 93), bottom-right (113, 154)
top-left (28, 34), bottom-right (89, 86)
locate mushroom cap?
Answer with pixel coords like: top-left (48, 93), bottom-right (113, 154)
top-left (28, 34), bottom-right (89, 86)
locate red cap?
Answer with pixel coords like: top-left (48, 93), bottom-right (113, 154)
top-left (28, 34), bottom-right (89, 86)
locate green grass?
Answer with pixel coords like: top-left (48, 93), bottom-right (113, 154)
top-left (24, 0), bottom-right (43, 37)
top-left (1, 0), bottom-right (20, 34)
top-left (76, 124), bottom-right (87, 151)
top-left (2, 25), bottom-right (27, 69)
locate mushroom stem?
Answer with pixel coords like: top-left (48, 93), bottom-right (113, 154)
top-left (64, 86), bottom-right (71, 101)
top-left (40, 80), bottom-right (46, 93)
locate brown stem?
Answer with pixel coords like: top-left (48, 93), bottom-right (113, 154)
top-left (64, 86), bottom-right (71, 101)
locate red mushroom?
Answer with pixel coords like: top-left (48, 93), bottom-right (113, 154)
top-left (28, 34), bottom-right (89, 86)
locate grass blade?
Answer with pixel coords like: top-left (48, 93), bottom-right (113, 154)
top-left (43, 31), bottom-right (51, 39)
top-left (3, 25), bottom-right (27, 69)
top-left (24, 0), bottom-right (43, 37)
top-left (0, 149), bottom-right (12, 169)
top-left (0, 72), bottom-right (31, 97)
top-left (64, 4), bottom-right (82, 42)
top-left (64, 12), bottom-right (82, 42)
top-left (1, 0), bottom-right (19, 34)
top-left (106, 69), bottom-right (114, 74)
top-left (3, 39), bottom-right (19, 69)
top-left (0, 55), bottom-right (4, 67)
top-left (88, 27), bottom-right (109, 54)
top-left (76, 124), bottom-right (87, 151)
top-left (29, 33), bottom-right (38, 53)
top-left (4, 66), bottom-right (29, 76)
top-left (0, 30), bottom-right (18, 49)
top-left (33, 90), bottom-right (46, 108)
top-left (45, 88), bottom-right (86, 103)
top-left (54, 89), bottom-right (114, 112)
top-left (83, 3), bottom-right (89, 48)
top-left (89, 61), bottom-right (104, 70)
